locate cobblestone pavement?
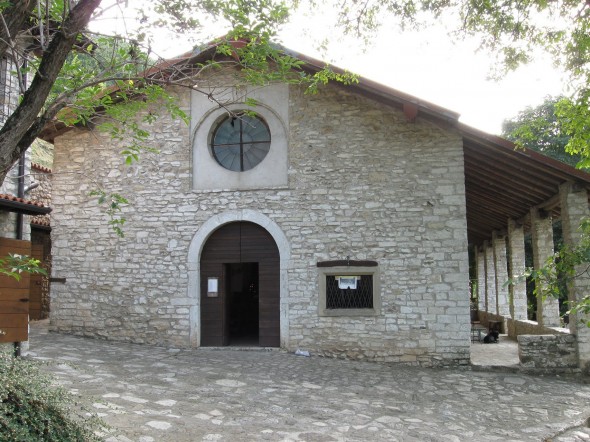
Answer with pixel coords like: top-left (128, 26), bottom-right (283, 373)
top-left (26, 323), bottom-right (590, 442)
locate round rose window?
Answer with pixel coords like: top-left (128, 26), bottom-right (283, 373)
top-left (211, 114), bottom-right (271, 172)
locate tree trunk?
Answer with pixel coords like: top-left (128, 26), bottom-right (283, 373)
top-left (0, 0), bottom-right (102, 185)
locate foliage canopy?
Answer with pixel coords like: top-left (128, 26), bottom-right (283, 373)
top-left (502, 96), bottom-right (580, 167)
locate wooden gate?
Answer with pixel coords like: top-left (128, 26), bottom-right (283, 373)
top-left (200, 222), bottom-right (280, 347)
top-left (0, 238), bottom-right (31, 343)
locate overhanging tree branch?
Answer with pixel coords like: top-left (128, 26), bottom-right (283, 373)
top-left (0, 0), bottom-right (102, 179)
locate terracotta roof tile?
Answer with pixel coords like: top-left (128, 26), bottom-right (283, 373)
top-left (31, 217), bottom-right (51, 227)
top-left (0, 193), bottom-right (46, 208)
top-left (31, 163), bottom-right (52, 173)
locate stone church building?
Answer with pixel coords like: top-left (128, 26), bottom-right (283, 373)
top-left (40, 45), bottom-right (590, 369)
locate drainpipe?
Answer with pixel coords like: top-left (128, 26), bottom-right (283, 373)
top-left (11, 47), bottom-right (26, 357)
top-left (13, 152), bottom-right (25, 357)
top-left (15, 58), bottom-right (27, 241)
top-left (15, 152), bottom-right (25, 240)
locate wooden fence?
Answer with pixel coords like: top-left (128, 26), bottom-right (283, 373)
top-left (0, 238), bottom-right (31, 343)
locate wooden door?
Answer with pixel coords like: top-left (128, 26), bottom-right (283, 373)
top-left (200, 222), bottom-right (280, 347)
top-left (200, 266), bottom-right (228, 346)
top-left (0, 238), bottom-right (31, 343)
top-left (240, 224), bottom-right (280, 347)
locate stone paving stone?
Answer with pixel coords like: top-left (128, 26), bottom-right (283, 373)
top-left (25, 323), bottom-right (590, 441)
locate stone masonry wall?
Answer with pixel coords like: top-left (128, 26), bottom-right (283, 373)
top-left (29, 164), bottom-right (52, 226)
top-left (518, 334), bottom-right (578, 370)
top-left (50, 82), bottom-right (470, 366)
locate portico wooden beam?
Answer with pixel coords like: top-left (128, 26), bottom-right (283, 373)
top-left (403, 103), bottom-right (418, 123)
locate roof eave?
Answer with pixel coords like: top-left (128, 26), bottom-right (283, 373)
top-left (459, 122), bottom-right (590, 186)
top-left (277, 46), bottom-right (460, 124)
top-left (0, 200), bottom-right (52, 216)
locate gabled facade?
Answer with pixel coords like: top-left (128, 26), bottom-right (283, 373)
top-left (44, 46), bottom-right (590, 369)
top-left (46, 51), bottom-right (471, 366)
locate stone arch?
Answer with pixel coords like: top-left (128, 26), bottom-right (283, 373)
top-left (187, 210), bottom-right (291, 347)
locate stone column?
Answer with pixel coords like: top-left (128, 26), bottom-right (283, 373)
top-left (484, 241), bottom-right (496, 314)
top-left (508, 219), bottom-right (527, 320)
top-left (530, 208), bottom-right (560, 327)
top-left (492, 232), bottom-right (510, 317)
top-left (477, 247), bottom-right (486, 312)
top-left (559, 182), bottom-right (590, 371)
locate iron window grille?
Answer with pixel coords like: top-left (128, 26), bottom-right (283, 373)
top-left (326, 275), bottom-right (374, 309)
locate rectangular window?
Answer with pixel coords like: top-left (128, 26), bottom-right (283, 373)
top-left (326, 275), bottom-right (373, 309)
top-left (317, 264), bottom-right (380, 317)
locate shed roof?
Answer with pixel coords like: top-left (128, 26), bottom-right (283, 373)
top-left (459, 125), bottom-right (590, 246)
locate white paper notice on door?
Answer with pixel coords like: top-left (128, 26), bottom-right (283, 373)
top-left (207, 277), bottom-right (219, 297)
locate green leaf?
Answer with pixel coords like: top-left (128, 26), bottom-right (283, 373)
top-left (90, 189), bottom-right (128, 237)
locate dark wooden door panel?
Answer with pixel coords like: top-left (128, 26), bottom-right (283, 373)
top-left (200, 266), bottom-right (226, 347)
top-left (200, 222), bottom-right (280, 347)
top-left (201, 223), bottom-right (241, 263)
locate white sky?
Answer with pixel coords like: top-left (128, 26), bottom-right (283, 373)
top-left (89, 1), bottom-right (568, 135)
top-left (279, 12), bottom-right (567, 135)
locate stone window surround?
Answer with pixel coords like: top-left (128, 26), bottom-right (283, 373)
top-left (318, 265), bottom-right (381, 317)
top-left (191, 85), bottom-right (289, 191)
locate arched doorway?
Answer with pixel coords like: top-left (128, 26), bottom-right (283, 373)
top-left (200, 222), bottom-right (280, 347)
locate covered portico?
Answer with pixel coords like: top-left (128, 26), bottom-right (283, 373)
top-left (460, 124), bottom-right (590, 372)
